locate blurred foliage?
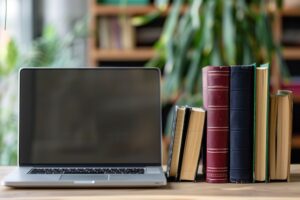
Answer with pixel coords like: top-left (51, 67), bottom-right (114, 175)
top-left (0, 40), bottom-right (18, 75)
top-left (148, 0), bottom-right (285, 106)
top-left (0, 36), bottom-right (19, 165)
top-left (144, 0), bottom-right (285, 135)
top-left (0, 17), bottom-right (88, 165)
top-left (24, 17), bottom-right (88, 67)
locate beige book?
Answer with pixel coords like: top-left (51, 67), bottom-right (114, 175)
top-left (269, 90), bottom-right (293, 181)
top-left (120, 17), bottom-right (135, 50)
top-left (180, 107), bottom-right (206, 181)
top-left (254, 66), bottom-right (269, 182)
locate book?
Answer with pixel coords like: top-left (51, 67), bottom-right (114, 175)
top-left (179, 107), bottom-right (206, 181)
top-left (166, 106), bottom-right (186, 180)
top-left (110, 17), bottom-right (122, 49)
top-left (120, 16), bottom-right (135, 49)
top-left (254, 63), bottom-right (270, 182)
top-left (176, 107), bottom-right (191, 181)
top-left (98, 17), bottom-right (110, 49)
top-left (269, 90), bottom-right (293, 181)
top-left (202, 66), bottom-right (230, 183)
top-left (229, 65), bottom-right (255, 183)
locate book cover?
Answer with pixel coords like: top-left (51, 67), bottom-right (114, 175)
top-left (179, 107), bottom-right (206, 181)
top-left (202, 66), bottom-right (230, 183)
top-left (254, 63), bottom-right (270, 182)
top-left (229, 65), bottom-right (255, 183)
top-left (269, 90), bottom-right (293, 182)
top-left (110, 17), bottom-right (121, 49)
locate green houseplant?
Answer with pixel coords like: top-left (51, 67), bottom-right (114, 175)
top-left (145, 0), bottom-right (285, 134)
top-left (149, 0), bottom-right (284, 104)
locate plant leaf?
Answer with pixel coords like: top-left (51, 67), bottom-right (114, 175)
top-left (222, 0), bottom-right (236, 65)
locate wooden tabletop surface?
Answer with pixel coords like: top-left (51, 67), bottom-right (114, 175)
top-left (1, 166), bottom-right (300, 200)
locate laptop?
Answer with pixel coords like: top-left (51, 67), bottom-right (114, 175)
top-left (2, 67), bottom-right (167, 187)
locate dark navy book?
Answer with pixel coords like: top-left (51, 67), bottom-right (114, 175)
top-left (229, 65), bottom-right (255, 183)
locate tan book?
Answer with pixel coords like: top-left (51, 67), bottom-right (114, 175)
top-left (254, 64), bottom-right (269, 182)
top-left (120, 16), bottom-right (135, 49)
top-left (166, 106), bottom-right (186, 179)
top-left (179, 107), bottom-right (206, 181)
top-left (269, 90), bottom-right (293, 181)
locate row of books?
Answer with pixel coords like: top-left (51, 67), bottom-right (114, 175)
top-left (98, 17), bottom-right (135, 50)
top-left (167, 64), bottom-right (293, 183)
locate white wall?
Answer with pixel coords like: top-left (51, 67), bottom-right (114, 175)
top-left (42, 0), bottom-right (88, 66)
top-left (43, 0), bottom-right (87, 37)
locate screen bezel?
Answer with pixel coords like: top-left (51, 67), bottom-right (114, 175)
top-left (18, 67), bottom-right (162, 167)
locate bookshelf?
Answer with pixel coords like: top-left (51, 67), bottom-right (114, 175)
top-left (88, 0), bottom-right (188, 66)
top-left (91, 4), bottom-right (187, 16)
top-left (283, 48), bottom-right (300, 60)
top-left (88, 1), bottom-right (158, 66)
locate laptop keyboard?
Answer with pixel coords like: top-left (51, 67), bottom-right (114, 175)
top-left (29, 168), bottom-right (145, 175)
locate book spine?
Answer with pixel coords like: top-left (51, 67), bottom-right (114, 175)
top-left (177, 107), bottom-right (191, 181)
top-left (254, 63), bottom-right (270, 182)
top-left (166, 106), bottom-right (179, 179)
top-left (203, 66), bottom-right (230, 183)
top-left (229, 66), bottom-right (254, 183)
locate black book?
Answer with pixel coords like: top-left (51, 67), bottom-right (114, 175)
top-left (229, 65), bottom-right (255, 183)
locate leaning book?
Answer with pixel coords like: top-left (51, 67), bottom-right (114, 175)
top-left (179, 107), bottom-right (206, 181)
top-left (166, 106), bottom-right (186, 180)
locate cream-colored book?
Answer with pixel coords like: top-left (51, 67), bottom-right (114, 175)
top-left (254, 64), bottom-right (269, 182)
top-left (180, 107), bottom-right (206, 181)
top-left (269, 90), bottom-right (293, 181)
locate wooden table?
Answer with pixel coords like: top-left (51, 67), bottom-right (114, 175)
top-left (1, 166), bottom-right (300, 200)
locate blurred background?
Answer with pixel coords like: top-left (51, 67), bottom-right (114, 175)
top-left (0, 0), bottom-right (300, 165)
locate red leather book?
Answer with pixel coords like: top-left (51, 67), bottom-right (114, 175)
top-left (202, 66), bottom-right (230, 183)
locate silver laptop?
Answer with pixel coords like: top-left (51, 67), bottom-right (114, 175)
top-left (2, 67), bottom-right (166, 188)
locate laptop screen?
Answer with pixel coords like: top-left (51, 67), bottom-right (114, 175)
top-left (19, 68), bottom-right (161, 166)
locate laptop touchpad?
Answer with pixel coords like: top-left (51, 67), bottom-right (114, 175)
top-left (60, 175), bottom-right (108, 181)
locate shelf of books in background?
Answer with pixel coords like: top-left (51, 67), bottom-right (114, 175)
top-left (98, 16), bottom-right (135, 50)
top-left (166, 64), bottom-right (293, 183)
top-left (90, 0), bottom-right (162, 65)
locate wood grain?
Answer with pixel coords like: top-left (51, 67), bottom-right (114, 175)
top-left (1, 166), bottom-right (300, 200)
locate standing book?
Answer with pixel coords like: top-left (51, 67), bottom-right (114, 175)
top-left (269, 90), bottom-right (293, 181)
top-left (179, 107), bottom-right (206, 181)
top-left (254, 63), bottom-right (270, 182)
top-left (202, 66), bottom-right (230, 183)
top-left (229, 65), bottom-right (255, 183)
top-left (166, 106), bottom-right (186, 180)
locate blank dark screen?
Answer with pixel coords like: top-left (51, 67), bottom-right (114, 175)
top-left (19, 68), bottom-right (161, 165)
